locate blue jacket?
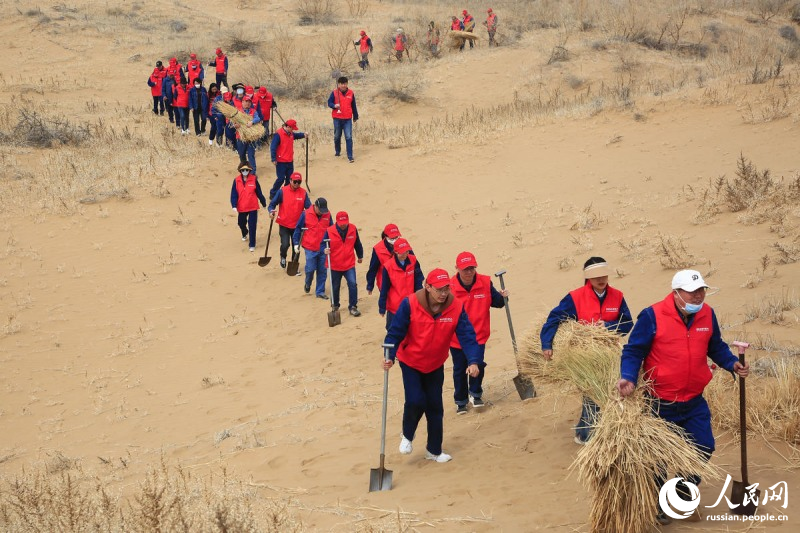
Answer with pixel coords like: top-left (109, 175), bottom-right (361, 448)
top-left (540, 291), bottom-right (633, 350)
top-left (162, 76), bottom-right (176, 103)
top-left (189, 87), bottom-right (209, 116)
top-left (327, 91), bottom-right (359, 121)
top-left (292, 210), bottom-right (332, 250)
top-left (210, 94), bottom-right (224, 117)
top-left (378, 256), bottom-right (424, 315)
top-left (620, 305), bottom-right (739, 386)
top-left (270, 130), bottom-right (306, 162)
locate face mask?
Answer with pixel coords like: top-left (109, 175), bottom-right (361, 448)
top-left (387, 237), bottom-right (398, 244)
top-left (237, 89), bottom-right (244, 96)
top-left (241, 170), bottom-right (250, 176)
top-left (675, 290), bottom-right (703, 314)
top-left (194, 84), bottom-right (200, 88)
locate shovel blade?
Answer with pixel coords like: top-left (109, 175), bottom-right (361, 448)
top-left (513, 374), bottom-right (536, 400)
top-left (368, 467), bottom-right (393, 492)
top-left (327, 310), bottom-right (341, 327)
top-left (286, 260), bottom-right (299, 277)
top-left (258, 256), bottom-right (271, 267)
top-left (730, 480), bottom-right (759, 516)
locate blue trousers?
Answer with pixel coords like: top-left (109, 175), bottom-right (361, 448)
top-left (215, 73), bottom-right (227, 88)
top-left (399, 361), bottom-right (445, 455)
top-left (236, 140), bottom-right (257, 174)
top-left (576, 396), bottom-right (600, 442)
top-left (304, 249), bottom-right (327, 297)
top-left (237, 210), bottom-right (258, 248)
top-left (652, 394), bottom-right (714, 489)
top-left (225, 125), bottom-right (237, 149)
top-left (450, 345), bottom-right (487, 406)
top-left (333, 118), bottom-right (353, 160)
top-left (270, 161), bottom-right (294, 198)
top-left (331, 268), bottom-right (357, 309)
top-left (175, 107), bottom-right (189, 130)
top-left (209, 115), bottom-right (225, 143)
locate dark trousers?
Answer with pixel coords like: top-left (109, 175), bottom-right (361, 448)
top-left (152, 96), bottom-right (164, 114)
top-left (225, 125), bottom-right (237, 149)
top-left (399, 361), bottom-right (445, 455)
top-left (450, 345), bottom-right (487, 406)
top-left (216, 73), bottom-right (227, 88)
top-left (331, 268), bottom-right (358, 309)
top-left (270, 162), bottom-right (294, 199)
top-left (192, 109), bottom-right (206, 135)
top-left (576, 396), bottom-right (600, 442)
top-left (175, 107), bottom-right (189, 130)
top-left (165, 101), bottom-right (174, 122)
top-left (653, 394), bottom-right (714, 489)
top-left (237, 210), bottom-right (258, 248)
top-left (278, 224), bottom-right (294, 259)
top-left (236, 140), bottom-right (257, 173)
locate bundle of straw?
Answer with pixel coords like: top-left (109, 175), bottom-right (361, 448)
top-left (571, 391), bottom-right (719, 533)
top-left (213, 101), bottom-right (265, 143)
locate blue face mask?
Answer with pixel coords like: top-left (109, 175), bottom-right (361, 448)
top-left (675, 290), bottom-right (703, 314)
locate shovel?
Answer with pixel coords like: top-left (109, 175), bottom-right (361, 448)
top-left (730, 340), bottom-right (759, 515)
top-left (494, 270), bottom-right (536, 400)
top-left (353, 42), bottom-right (365, 70)
top-left (286, 228), bottom-right (306, 277)
top-left (324, 239), bottom-right (341, 327)
top-left (369, 343), bottom-right (394, 492)
top-left (304, 137), bottom-right (311, 193)
top-left (257, 217), bottom-right (274, 267)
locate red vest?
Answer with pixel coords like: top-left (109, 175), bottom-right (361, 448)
top-left (394, 35), bottom-right (405, 51)
top-left (166, 63), bottom-right (182, 82)
top-left (463, 15), bottom-right (475, 30)
top-left (215, 55), bottom-right (227, 73)
top-left (384, 255), bottom-right (418, 313)
top-left (275, 128), bottom-right (295, 162)
top-left (255, 92), bottom-right (273, 122)
top-left (486, 13), bottom-right (497, 30)
top-left (569, 283), bottom-right (624, 324)
top-left (149, 70), bottom-right (164, 96)
top-left (451, 20), bottom-right (461, 30)
top-left (301, 208), bottom-right (331, 251)
top-left (173, 85), bottom-right (190, 107)
top-left (235, 107), bottom-right (256, 140)
top-left (234, 174), bottom-right (260, 212)
top-left (331, 89), bottom-right (355, 120)
top-left (644, 294), bottom-right (714, 402)
top-left (397, 291), bottom-right (463, 373)
top-left (233, 96), bottom-right (244, 111)
top-left (326, 224), bottom-right (357, 271)
top-left (276, 185), bottom-right (307, 229)
top-left (359, 35), bottom-right (370, 53)
top-left (187, 60), bottom-right (202, 83)
top-left (372, 240), bottom-right (393, 291)
top-left (450, 273), bottom-right (492, 348)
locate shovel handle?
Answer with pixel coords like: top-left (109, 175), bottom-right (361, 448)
top-left (734, 341), bottom-right (750, 484)
top-left (380, 344), bottom-right (394, 457)
top-left (494, 270), bottom-right (519, 360)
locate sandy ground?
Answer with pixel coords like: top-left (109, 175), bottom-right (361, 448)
top-left (1, 1), bottom-right (799, 531)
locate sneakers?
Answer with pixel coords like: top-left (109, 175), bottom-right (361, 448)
top-left (655, 512), bottom-right (672, 526)
top-left (469, 396), bottom-right (485, 409)
top-left (425, 451), bottom-right (452, 463)
top-left (241, 235), bottom-right (247, 242)
top-left (456, 405), bottom-right (468, 415)
top-left (399, 436), bottom-right (412, 455)
top-left (249, 247), bottom-right (255, 252)
top-left (574, 436), bottom-right (587, 445)
top-left (208, 139), bottom-right (213, 146)
top-left (349, 307), bottom-right (361, 317)
top-left (280, 257), bottom-right (286, 268)
top-left (304, 284), bottom-right (311, 294)
top-left (316, 294), bottom-right (329, 300)
top-left (348, 158), bottom-right (355, 163)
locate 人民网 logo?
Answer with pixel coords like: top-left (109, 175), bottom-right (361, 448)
top-left (659, 477), bottom-right (701, 520)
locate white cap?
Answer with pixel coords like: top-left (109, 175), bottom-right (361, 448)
top-left (671, 270), bottom-right (709, 292)
top-left (583, 261), bottom-right (610, 279)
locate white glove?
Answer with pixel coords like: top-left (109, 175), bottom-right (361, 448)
top-left (293, 245), bottom-right (300, 254)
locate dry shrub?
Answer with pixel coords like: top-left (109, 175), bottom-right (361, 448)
top-left (252, 29), bottom-right (330, 100)
top-left (376, 64), bottom-right (422, 103)
top-left (743, 290), bottom-right (800, 324)
top-left (773, 239), bottom-right (800, 264)
top-left (213, 101), bottom-right (265, 142)
top-left (0, 107), bottom-right (90, 148)
top-left (656, 234), bottom-right (697, 269)
top-left (297, 0), bottom-right (336, 25)
top-left (570, 203), bottom-right (604, 231)
top-left (345, 0), bottom-right (369, 17)
top-left (225, 28), bottom-right (262, 54)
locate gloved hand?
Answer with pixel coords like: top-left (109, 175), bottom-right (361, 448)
top-left (293, 245), bottom-right (300, 254)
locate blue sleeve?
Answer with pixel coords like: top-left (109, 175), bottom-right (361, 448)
top-left (366, 249), bottom-right (380, 290)
top-left (251, 111), bottom-right (262, 125)
top-left (292, 212), bottom-right (306, 245)
top-left (303, 195), bottom-right (311, 209)
top-left (413, 261), bottom-right (424, 291)
top-left (378, 268), bottom-right (390, 314)
top-left (208, 60), bottom-right (215, 67)
top-left (354, 229), bottom-right (364, 259)
top-left (539, 294), bottom-right (578, 350)
top-left (489, 282), bottom-right (505, 308)
top-left (224, 57), bottom-right (228, 71)
top-left (605, 297), bottom-right (634, 337)
top-left (293, 132), bottom-right (306, 140)
top-left (270, 134), bottom-right (279, 161)
top-left (255, 181), bottom-right (267, 207)
top-left (455, 309), bottom-right (482, 364)
top-left (383, 298), bottom-right (411, 360)
top-left (708, 311), bottom-right (739, 372)
top-left (619, 308), bottom-right (657, 384)
top-left (352, 94), bottom-right (359, 121)
top-left (267, 189), bottom-right (283, 213)
top-left (230, 180), bottom-right (238, 209)
top-left (201, 93), bottom-right (209, 118)
top-left (327, 91), bottom-right (336, 110)
top-left (198, 67), bottom-right (204, 81)
top-left (147, 77), bottom-right (155, 87)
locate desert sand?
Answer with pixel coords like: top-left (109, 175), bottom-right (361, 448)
top-left (1, 0), bottom-right (799, 531)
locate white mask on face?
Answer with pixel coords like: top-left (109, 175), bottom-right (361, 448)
top-left (237, 88), bottom-right (244, 96)
top-left (387, 237), bottom-right (398, 244)
top-left (241, 170), bottom-right (250, 176)
top-left (194, 83), bottom-right (200, 88)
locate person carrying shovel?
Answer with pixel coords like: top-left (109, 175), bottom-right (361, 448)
top-left (378, 238), bottom-right (423, 330)
top-left (324, 211), bottom-right (364, 317)
top-left (448, 251), bottom-right (508, 414)
top-left (617, 269), bottom-right (750, 525)
top-left (383, 268), bottom-right (482, 463)
top-left (269, 119), bottom-right (308, 200)
top-left (354, 30), bottom-right (373, 70)
top-left (268, 171), bottom-right (310, 269)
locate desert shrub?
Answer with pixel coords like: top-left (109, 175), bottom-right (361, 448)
top-left (346, 0), bottom-right (368, 17)
top-left (297, 0), bottom-right (336, 25)
top-left (0, 108), bottom-right (90, 148)
top-left (169, 19), bottom-right (187, 33)
top-left (376, 65), bottom-right (422, 103)
top-left (252, 30), bottom-right (329, 100)
top-left (656, 234), bottom-right (698, 269)
top-left (792, 3), bottom-right (800, 23)
top-left (752, 0), bottom-right (792, 22)
top-left (723, 154), bottom-right (778, 211)
top-left (226, 28), bottom-right (262, 54)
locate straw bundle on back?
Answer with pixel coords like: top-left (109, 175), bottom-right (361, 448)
top-left (213, 101), bottom-right (265, 143)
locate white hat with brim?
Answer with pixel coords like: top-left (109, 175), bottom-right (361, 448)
top-left (671, 269), bottom-right (709, 292)
top-left (583, 262), bottom-right (610, 279)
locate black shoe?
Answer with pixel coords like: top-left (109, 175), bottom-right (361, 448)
top-left (316, 294), bottom-right (329, 300)
top-left (456, 405), bottom-right (468, 415)
top-left (304, 284), bottom-right (311, 294)
top-left (349, 307), bottom-right (361, 317)
top-left (280, 257), bottom-right (286, 268)
top-left (332, 305), bottom-right (340, 311)
top-left (348, 158), bottom-right (355, 163)
top-left (469, 397), bottom-right (485, 409)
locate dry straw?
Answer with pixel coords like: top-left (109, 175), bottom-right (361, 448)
top-left (213, 101), bottom-right (265, 142)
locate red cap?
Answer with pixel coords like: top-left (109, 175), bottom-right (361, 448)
top-left (360, 30), bottom-right (366, 36)
top-left (462, 9), bottom-right (468, 15)
top-left (393, 238), bottom-right (411, 254)
top-left (243, 96), bottom-right (252, 103)
top-left (336, 211), bottom-right (349, 225)
top-left (190, 53), bottom-right (197, 59)
top-left (169, 57), bottom-right (177, 64)
top-left (223, 92), bottom-right (232, 101)
top-left (258, 86), bottom-right (267, 95)
top-left (290, 172), bottom-right (302, 182)
top-left (488, 8), bottom-right (493, 13)
top-left (286, 119), bottom-right (298, 130)
top-left (426, 268), bottom-right (451, 289)
top-left (383, 223), bottom-right (400, 239)
top-left (216, 48), bottom-right (222, 54)
top-left (455, 251), bottom-right (478, 269)
top-left (245, 85), bottom-right (254, 94)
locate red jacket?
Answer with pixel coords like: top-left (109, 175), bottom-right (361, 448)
top-left (486, 13), bottom-right (497, 30)
top-left (326, 224), bottom-right (357, 271)
top-left (644, 294), bottom-right (714, 402)
top-left (215, 54), bottom-right (227, 73)
top-left (397, 291), bottom-right (463, 373)
top-left (372, 240), bottom-right (393, 291)
top-left (149, 68), bottom-right (165, 96)
top-left (569, 282), bottom-right (624, 324)
top-left (255, 91), bottom-right (273, 122)
top-left (173, 84), bottom-right (190, 107)
top-left (450, 273), bottom-right (492, 347)
top-left (331, 89), bottom-right (355, 120)
top-left (186, 60), bottom-right (203, 83)
top-left (384, 255), bottom-right (418, 314)
top-left (276, 185), bottom-right (307, 229)
top-left (234, 174), bottom-right (260, 212)
top-left (166, 63), bottom-right (182, 82)
top-left (301, 208), bottom-right (331, 251)
top-left (359, 35), bottom-right (371, 53)
top-left (274, 127), bottom-right (295, 162)
top-left (394, 34), bottom-right (406, 51)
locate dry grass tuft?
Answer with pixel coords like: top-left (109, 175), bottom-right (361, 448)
top-left (743, 289), bottom-right (800, 324)
top-left (656, 234), bottom-right (698, 269)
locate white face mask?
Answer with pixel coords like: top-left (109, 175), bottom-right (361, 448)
top-left (194, 83), bottom-right (200, 88)
top-left (387, 237), bottom-right (398, 244)
top-left (237, 89), bottom-right (244, 96)
top-left (241, 170), bottom-right (250, 176)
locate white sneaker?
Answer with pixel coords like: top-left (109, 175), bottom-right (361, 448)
top-left (574, 436), bottom-right (587, 445)
top-left (399, 436), bottom-right (412, 455)
top-left (425, 451), bottom-right (452, 463)
top-left (249, 247), bottom-right (255, 252)
top-left (208, 139), bottom-right (213, 146)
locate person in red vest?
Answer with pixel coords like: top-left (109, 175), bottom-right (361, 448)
top-left (461, 9), bottom-right (476, 49)
top-left (427, 21), bottom-right (441, 56)
top-left (172, 78), bottom-right (191, 134)
top-left (267, 172), bottom-right (310, 269)
top-left (483, 8), bottom-right (499, 46)
top-left (539, 256), bottom-right (633, 444)
top-left (254, 86), bottom-right (276, 141)
top-left (186, 53), bottom-right (204, 85)
top-left (208, 48), bottom-right (228, 88)
top-left (269, 119), bottom-right (308, 200)
top-left (354, 30), bottom-right (373, 69)
top-left (383, 268), bottom-right (482, 463)
top-left (229, 161), bottom-right (267, 252)
top-left (365, 223), bottom-right (408, 295)
top-left (393, 28), bottom-right (407, 61)
top-left (147, 60), bottom-right (167, 115)
top-left (326, 76), bottom-right (359, 163)
top-left (618, 270), bottom-right (750, 525)
top-left (166, 57), bottom-right (183, 83)
top-left (378, 238), bottom-right (424, 330)
top-left (450, 15), bottom-right (464, 31)
top-left (449, 251), bottom-right (508, 414)
top-left (292, 198), bottom-right (333, 298)
top-left (235, 96), bottom-right (262, 173)
top-left (324, 211), bottom-right (364, 317)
